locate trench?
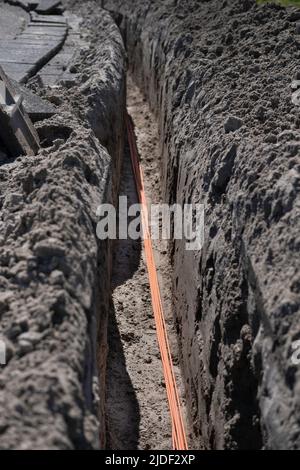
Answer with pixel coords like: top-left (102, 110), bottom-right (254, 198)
top-left (2, 0), bottom-right (298, 452)
top-left (105, 76), bottom-right (188, 450)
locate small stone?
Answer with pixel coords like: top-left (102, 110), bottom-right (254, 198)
top-left (296, 23), bottom-right (300, 34)
top-left (18, 340), bottom-right (33, 355)
top-left (18, 331), bottom-right (42, 346)
top-left (291, 80), bottom-right (300, 90)
top-left (34, 239), bottom-right (66, 258)
top-left (3, 193), bottom-right (23, 211)
top-left (292, 89), bottom-right (300, 106)
top-left (50, 270), bottom-right (64, 286)
top-left (224, 115), bottom-right (243, 133)
top-left (255, 105), bottom-right (267, 122)
top-left (69, 64), bottom-right (79, 74)
top-left (240, 324), bottom-right (252, 343)
top-left (233, 339), bottom-right (243, 362)
top-left (16, 271), bottom-right (29, 285)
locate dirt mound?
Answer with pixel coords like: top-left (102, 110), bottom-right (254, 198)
top-left (0, 2), bottom-right (125, 449)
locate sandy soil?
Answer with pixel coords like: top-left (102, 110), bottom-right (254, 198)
top-left (105, 76), bottom-right (188, 450)
top-left (0, 0), bottom-right (126, 449)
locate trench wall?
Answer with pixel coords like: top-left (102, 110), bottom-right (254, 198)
top-left (104, 0), bottom-right (300, 449)
top-left (0, 3), bottom-right (125, 449)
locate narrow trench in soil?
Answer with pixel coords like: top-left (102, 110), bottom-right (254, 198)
top-left (106, 76), bottom-right (187, 450)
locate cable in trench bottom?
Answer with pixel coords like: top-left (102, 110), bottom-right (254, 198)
top-left (126, 113), bottom-right (188, 451)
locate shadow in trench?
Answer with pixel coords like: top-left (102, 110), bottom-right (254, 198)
top-left (106, 300), bottom-right (141, 450)
top-left (105, 137), bottom-right (142, 449)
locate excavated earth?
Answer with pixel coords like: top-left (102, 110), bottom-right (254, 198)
top-left (0, 0), bottom-right (300, 451)
top-left (102, 0), bottom-right (300, 450)
top-left (0, 0), bottom-right (126, 449)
